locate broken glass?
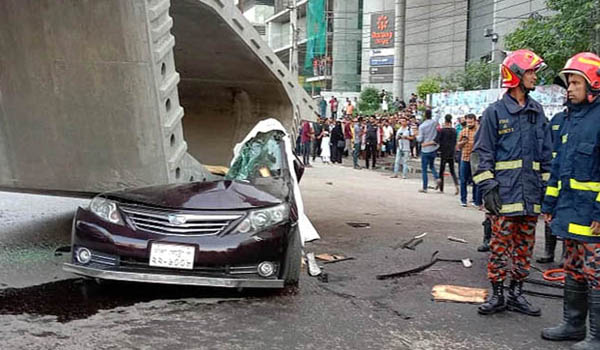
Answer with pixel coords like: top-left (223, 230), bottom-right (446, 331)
top-left (225, 131), bottom-right (287, 182)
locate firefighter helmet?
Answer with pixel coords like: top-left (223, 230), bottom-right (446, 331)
top-left (501, 49), bottom-right (546, 88)
top-left (557, 52), bottom-right (600, 103)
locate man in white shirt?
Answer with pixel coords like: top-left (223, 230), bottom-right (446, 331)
top-left (391, 116), bottom-right (414, 178)
top-left (382, 120), bottom-right (394, 156)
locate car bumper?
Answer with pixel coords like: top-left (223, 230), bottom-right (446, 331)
top-left (63, 263), bottom-right (284, 288)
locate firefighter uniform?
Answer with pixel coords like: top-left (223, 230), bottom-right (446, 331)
top-left (541, 52), bottom-right (600, 349)
top-left (474, 92), bottom-right (553, 280)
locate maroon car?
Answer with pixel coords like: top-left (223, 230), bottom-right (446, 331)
top-left (63, 131), bottom-right (304, 288)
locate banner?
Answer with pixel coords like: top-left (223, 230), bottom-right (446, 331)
top-left (304, 0), bottom-right (326, 73)
top-left (429, 85), bottom-right (567, 122)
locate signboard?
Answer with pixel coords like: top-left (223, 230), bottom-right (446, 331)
top-left (370, 11), bottom-right (395, 48)
top-left (370, 66), bottom-right (393, 75)
top-left (370, 56), bottom-right (394, 66)
top-left (369, 48), bottom-right (395, 57)
top-left (369, 75), bottom-right (393, 83)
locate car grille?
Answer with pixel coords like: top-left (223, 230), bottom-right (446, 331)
top-left (120, 205), bottom-right (241, 236)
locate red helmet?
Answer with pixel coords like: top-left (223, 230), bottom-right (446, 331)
top-left (501, 49), bottom-right (546, 88)
top-left (557, 52), bottom-right (600, 102)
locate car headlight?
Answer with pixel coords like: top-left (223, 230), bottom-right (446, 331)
top-left (233, 203), bottom-right (289, 234)
top-left (89, 196), bottom-right (124, 225)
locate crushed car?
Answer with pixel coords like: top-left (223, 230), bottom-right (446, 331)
top-left (63, 119), bottom-right (319, 288)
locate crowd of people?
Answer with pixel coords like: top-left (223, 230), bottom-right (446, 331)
top-left (312, 56), bottom-right (332, 77)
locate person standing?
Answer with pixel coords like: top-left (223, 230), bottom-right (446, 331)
top-left (311, 118), bottom-right (324, 162)
top-left (457, 114), bottom-right (481, 206)
top-left (329, 97), bottom-right (338, 120)
top-left (300, 120), bottom-right (314, 167)
top-left (391, 116), bottom-right (413, 179)
top-left (415, 109), bottom-right (440, 193)
top-left (473, 49), bottom-right (551, 316)
top-left (365, 117), bottom-right (378, 169)
top-left (343, 116), bottom-right (353, 157)
top-left (319, 120), bottom-right (331, 164)
top-left (541, 52), bottom-right (600, 349)
top-left (382, 120), bottom-right (394, 157)
top-left (352, 117), bottom-right (364, 169)
top-left (436, 114), bottom-right (459, 194)
top-left (330, 119), bottom-right (345, 164)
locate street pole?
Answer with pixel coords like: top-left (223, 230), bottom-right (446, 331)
top-left (290, 0), bottom-right (298, 82)
top-left (393, 0), bottom-right (406, 101)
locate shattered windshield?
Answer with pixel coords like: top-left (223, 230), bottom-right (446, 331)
top-left (225, 130), bottom-right (287, 182)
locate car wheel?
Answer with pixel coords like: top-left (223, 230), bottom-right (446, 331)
top-left (281, 225), bottom-right (301, 286)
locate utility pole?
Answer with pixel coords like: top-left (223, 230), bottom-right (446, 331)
top-left (392, 0), bottom-right (406, 101)
top-left (289, 0), bottom-right (298, 83)
top-left (594, 0), bottom-right (600, 55)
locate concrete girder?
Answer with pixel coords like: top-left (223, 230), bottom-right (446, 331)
top-left (0, 0), bottom-right (317, 193)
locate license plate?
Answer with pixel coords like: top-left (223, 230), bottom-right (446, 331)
top-left (149, 243), bottom-right (195, 270)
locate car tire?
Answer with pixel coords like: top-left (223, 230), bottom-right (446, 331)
top-left (281, 225), bottom-right (301, 286)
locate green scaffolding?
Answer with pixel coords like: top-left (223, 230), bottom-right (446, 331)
top-left (304, 0), bottom-right (326, 75)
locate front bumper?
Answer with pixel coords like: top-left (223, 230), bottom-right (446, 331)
top-left (63, 263), bottom-right (284, 288)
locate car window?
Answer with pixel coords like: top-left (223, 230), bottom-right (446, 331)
top-left (225, 130), bottom-right (288, 182)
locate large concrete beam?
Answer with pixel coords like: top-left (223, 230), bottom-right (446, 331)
top-left (0, 0), bottom-right (317, 193)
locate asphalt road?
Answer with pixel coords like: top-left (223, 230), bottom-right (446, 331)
top-left (0, 158), bottom-right (572, 349)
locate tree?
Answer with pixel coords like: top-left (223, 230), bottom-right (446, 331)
top-left (416, 75), bottom-right (442, 99)
top-left (357, 87), bottom-right (381, 115)
top-left (504, 0), bottom-right (598, 84)
top-left (443, 61), bottom-right (500, 91)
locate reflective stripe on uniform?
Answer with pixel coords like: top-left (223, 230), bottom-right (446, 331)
top-left (500, 202), bottom-right (524, 213)
top-left (597, 192), bottom-right (600, 202)
top-left (542, 173), bottom-right (550, 181)
top-left (562, 134), bottom-right (568, 144)
top-left (552, 152), bottom-right (557, 159)
top-left (546, 186), bottom-right (559, 197)
top-left (568, 223), bottom-right (595, 237)
top-left (473, 170), bottom-right (494, 184)
top-left (533, 162), bottom-right (540, 171)
top-left (533, 204), bottom-right (541, 213)
top-left (552, 125), bottom-right (560, 131)
top-left (496, 159), bottom-right (523, 170)
top-left (570, 179), bottom-right (600, 192)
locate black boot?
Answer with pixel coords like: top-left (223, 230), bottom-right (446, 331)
top-left (478, 281), bottom-right (506, 315)
top-left (507, 280), bottom-right (541, 316)
top-left (536, 224), bottom-right (556, 263)
top-left (477, 217), bottom-right (492, 252)
top-left (572, 289), bottom-right (600, 350)
top-left (541, 275), bottom-right (587, 341)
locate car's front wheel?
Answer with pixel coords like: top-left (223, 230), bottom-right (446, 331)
top-left (281, 225), bottom-right (301, 286)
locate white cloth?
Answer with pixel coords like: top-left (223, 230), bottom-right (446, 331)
top-left (230, 118), bottom-right (320, 244)
top-left (320, 135), bottom-right (331, 158)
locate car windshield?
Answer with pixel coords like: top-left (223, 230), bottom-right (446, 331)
top-left (225, 130), bottom-right (287, 182)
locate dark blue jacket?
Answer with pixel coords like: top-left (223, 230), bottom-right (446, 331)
top-left (550, 110), bottom-right (567, 160)
top-left (542, 99), bottom-right (600, 243)
top-left (473, 93), bottom-right (552, 216)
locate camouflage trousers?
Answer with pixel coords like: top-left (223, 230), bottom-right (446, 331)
top-left (564, 239), bottom-right (600, 290)
top-left (487, 216), bottom-right (537, 283)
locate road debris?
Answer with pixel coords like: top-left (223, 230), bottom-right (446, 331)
top-left (54, 246), bottom-right (71, 256)
top-left (326, 182), bottom-right (333, 185)
top-left (306, 252), bottom-right (322, 277)
top-left (461, 258), bottom-right (473, 268)
top-left (347, 222), bottom-right (370, 228)
top-left (432, 285), bottom-right (488, 304)
top-left (524, 278), bottom-right (564, 289)
top-left (393, 232), bottom-right (428, 250)
top-left (447, 236), bottom-right (468, 244)
top-left (315, 253), bottom-right (355, 264)
top-left (377, 251), bottom-right (464, 280)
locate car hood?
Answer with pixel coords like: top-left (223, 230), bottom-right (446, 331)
top-left (105, 180), bottom-right (285, 210)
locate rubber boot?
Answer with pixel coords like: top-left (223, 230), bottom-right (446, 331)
top-left (536, 224), bottom-right (556, 264)
top-left (541, 275), bottom-right (587, 341)
top-left (507, 280), bottom-right (541, 316)
top-left (572, 289), bottom-right (600, 350)
top-left (477, 217), bottom-right (492, 252)
top-left (478, 281), bottom-right (506, 315)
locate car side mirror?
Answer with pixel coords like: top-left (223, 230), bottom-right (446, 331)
top-left (293, 157), bottom-right (305, 183)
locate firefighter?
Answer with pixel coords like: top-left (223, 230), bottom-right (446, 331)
top-left (541, 52), bottom-right (600, 349)
top-left (473, 49), bottom-right (552, 316)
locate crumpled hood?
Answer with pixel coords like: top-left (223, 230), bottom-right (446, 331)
top-left (105, 180), bottom-right (283, 210)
